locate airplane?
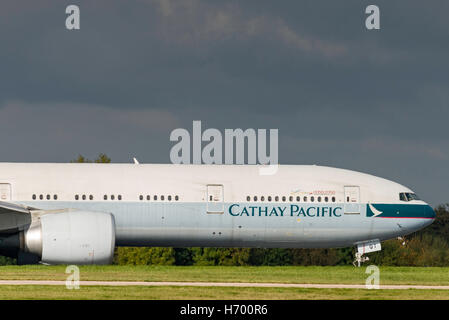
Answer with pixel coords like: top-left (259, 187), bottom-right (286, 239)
top-left (0, 163), bottom-right (435, 266)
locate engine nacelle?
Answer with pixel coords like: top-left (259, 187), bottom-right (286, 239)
top-left (22, 211), bottom-right (115, 265)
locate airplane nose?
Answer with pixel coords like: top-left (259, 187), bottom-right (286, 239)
top-left (401, 204), bottom-right (435, 234)
top-left (419, 205), bottom-right (436, 230)
top-left (425, 204), bottom-right (436, 220)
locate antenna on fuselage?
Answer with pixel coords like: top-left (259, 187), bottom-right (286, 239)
top-left (133, 157), bottom-right (140, 164)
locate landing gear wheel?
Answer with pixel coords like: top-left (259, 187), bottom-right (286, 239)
top-left (353, 252), bottom-right (370, 267)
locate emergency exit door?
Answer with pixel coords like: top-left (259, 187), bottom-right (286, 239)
top-left (344, 186), bottom-right (360, 214)
top-left (0, 184), bottom-right (11, 201)
top-left (207, 184), bottom-right (224, 214)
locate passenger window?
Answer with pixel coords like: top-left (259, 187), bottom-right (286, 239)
top-left (296, 196), bottom-right (300, 202)
top-left (32, 194), bottom-right (36, 200)
top-left (332, 196), bottom-right (336, 202)
top-left (247, 196), bottom-right (251, 201)
top-left (304, 196), bottom-right (307, 202)
top-left (318, 196), bottom-right (321, 202)
top-left (289, 196), bottom-right (293, 202)
top-left (54, 195), bottom-right (58, 200)
top-left (175, 195), bottom-right (179, 201)
top-left (104, 195), bottom-right (108, 200)
top-left (282, 196), bottom-right (286, 202)
top-left (75, 195), bottom-right (79, 200)
top-left (111, 195), bottom-right (115, 200)
top-left (168, 195), bottom-right (172, 201)
top-left (275, 196), bottom-right (279, 201)
top-left (154, 195), bottom-right (158, 201)
top-left (89, 195), bottom-right (93, 201)
top-left (161, 195), bottom-right (165, 201)
top-left (82, 195), bottom-right (86, 200)
top-left (253, 196), bottom-right (258, 201)
top-left (118, 195), bottom-right (122, 200)
top-left (261, 196), bottom-right (265, 201)
top-left (268, 196), bottom-right (272, 202)
top-left (147, 195), bottom-right (150, 201)
top-left (311, 196), bottom-right (315, 202)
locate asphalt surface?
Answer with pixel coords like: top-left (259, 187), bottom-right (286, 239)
top-left (0, 280), bottom-right (448, 289)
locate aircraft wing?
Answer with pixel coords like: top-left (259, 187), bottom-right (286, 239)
top-left (0, 201), bottom-right (31, 214)
top-left (0, 201), bottom-right (32, 233)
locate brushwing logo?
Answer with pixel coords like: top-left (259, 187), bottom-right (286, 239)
top-left (367, 203), bottom-right (383, 217)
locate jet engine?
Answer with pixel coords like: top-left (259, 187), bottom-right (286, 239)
top-left (1, 210), bottom-right (116, 265)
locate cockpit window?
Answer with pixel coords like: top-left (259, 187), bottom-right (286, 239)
top-left (399, 192), bottom-right (420, 201)
top-left (407, 193), bottom-right (420, 201)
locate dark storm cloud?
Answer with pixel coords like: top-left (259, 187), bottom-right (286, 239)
top-left (3, 0), bottom-right (447, 111)
top-left (0, 0), bottom-right (448, 205)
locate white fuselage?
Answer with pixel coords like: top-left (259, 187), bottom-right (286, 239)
top-left (0, 163), bottom-right (435, 248)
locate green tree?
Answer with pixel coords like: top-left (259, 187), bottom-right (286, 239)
top-left (174, 248), bottom-right (194, 265)
top-left (71, 153), bottom-right (111, 163)
top-left (192, 248), bottom-right (251, 266)
top-left (369, 234), bottom-right (449, 266)
top-left (248, 248), bottom-right (293, 266)
top-left (0, 255), bottom-right (16, 265)
top-left (115, 247), bottom-right (176, 265)
top-left (291, 248), bottom-right (341, 266)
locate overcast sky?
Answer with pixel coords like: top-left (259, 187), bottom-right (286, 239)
top-left (0, 1), bottom-right (448, 205)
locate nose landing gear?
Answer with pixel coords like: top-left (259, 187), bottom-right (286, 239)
top-left (353, 252), bottom-right (370, 267)
top-left (353, 239), bottom-right (382, 267)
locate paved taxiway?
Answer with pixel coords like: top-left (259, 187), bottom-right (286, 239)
top-left (1, 280), bottom-right (449, 290)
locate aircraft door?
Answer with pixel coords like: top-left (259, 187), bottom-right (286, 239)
top-left (207, 184), bottom-right (224, 214)
top-left (0, 184), bottom-right (11, 201)
top-left (344, 186), bottom-right (360, 214)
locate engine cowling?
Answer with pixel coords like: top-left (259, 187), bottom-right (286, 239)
top-left (21, 211), bottom-right (116, 265)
